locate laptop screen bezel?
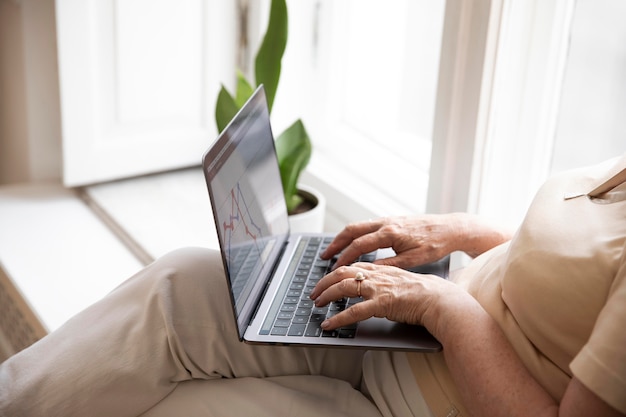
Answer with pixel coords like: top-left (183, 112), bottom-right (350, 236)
top-left (202, 85), bottom-right (290, 339)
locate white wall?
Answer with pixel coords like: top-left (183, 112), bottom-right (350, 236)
top-left (0, 0), bottom-right (62, 185)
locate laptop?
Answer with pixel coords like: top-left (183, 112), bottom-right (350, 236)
top-left (202, 85), bottom-right (446, 351)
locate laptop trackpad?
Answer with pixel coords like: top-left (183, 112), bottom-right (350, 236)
top-left (357, 317), bottom-right (441, 350)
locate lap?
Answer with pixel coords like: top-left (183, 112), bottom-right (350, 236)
top-left (0, 247), bottom-right (366, 417)
top-left (140, 375), bottom-right (382, 417)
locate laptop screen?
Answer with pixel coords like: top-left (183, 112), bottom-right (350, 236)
top-left (203, 86), bottom-right (290, 330)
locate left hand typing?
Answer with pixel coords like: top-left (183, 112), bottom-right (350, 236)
top-left (310, 262), bottom-right (463, 334)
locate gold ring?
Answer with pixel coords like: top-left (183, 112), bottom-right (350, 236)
top-left (355, 272), bottom-right (366, 297)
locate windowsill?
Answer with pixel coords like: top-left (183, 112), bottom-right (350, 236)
top-left (81, 165), bottom-right (362, 263)
top-left (83, 151), bottom-right (430, 266)
top-left (82, 130), bottom-right (432, 263)
top-left (84, 167), bottom-right (219, 263)
top-left (0, 183), bottom-right (144, 333)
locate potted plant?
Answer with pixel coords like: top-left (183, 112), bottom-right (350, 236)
top-left (214, 0), bottom-right (324, 232)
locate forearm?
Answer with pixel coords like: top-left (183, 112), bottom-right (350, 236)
top-left (449, 213), bottom-right (515, 258)
top-left (427, 293), bottom-right (558, 417)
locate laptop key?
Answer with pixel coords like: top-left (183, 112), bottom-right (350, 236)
top-left (329, 302), bottom-right (345, 312)
top-left (295, 308), bottom-right (311, 316)
top-left (309, 313), bottom-right (326, 323)
top-left (312, 306), bottom-right (328, 315)
top-left (338, 328), bottom-right (356, 338)
top-left (305, 322), bottom-right (323, 337)
top-left (288, 324), bottom-right (306, 336)
top-left (271, 326), bottom-right (288, 336)
top-left (278, 311), bottom-right (293, 320)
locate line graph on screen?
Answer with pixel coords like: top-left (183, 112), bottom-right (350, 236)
top-left (222, 182), bottom-right (263, 260)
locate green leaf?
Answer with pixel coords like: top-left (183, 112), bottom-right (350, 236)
top-left (215, 74), bottom-right (255, 133)
top-left (235, 71), bottom-right (255, 108)
top-left (254, 0), bottom-right (288, 113)
top-left (215, 85), bottom-right (239, 133)
top-left (275, 119), bottom-right (311, 213)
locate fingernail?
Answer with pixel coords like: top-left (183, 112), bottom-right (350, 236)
top-left (321, 320), bottom-right (329, 329)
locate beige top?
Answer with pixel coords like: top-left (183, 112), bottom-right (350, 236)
top-left (407, 155), bottom-right (626, 416)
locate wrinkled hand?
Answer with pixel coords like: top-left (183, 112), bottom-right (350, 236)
top-left (321, 214), bottom-right (463, 270)
top-left (321, 213), bottom-right (514, 270)
top-left (310, 262), bottom-right (463, 333)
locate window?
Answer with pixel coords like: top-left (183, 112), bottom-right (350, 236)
top-left (551, 0), bottom-right (626, 173)
top-left (267, 0), bottom-right (446, 225)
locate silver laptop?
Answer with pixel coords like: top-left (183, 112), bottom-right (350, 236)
top-left (202, 85), bottom-right (445, 351)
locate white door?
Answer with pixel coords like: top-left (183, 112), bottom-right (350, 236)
top-left (56, 0), bottom-right (238, 186)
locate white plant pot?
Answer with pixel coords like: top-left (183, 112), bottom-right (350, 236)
top-left (288, 184), bottom-right (326, 233)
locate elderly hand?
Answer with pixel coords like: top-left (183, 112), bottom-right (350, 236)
top-left (309, 262), bottom-right (465, 334)
top-left (321, 213), bottom-right (514, 270)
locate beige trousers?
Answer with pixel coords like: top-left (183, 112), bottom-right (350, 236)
top-left (0, 247), bottom-right (431, 417)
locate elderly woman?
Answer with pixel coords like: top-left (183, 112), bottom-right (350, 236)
top-left (1, 155), bottom-right (625, 417)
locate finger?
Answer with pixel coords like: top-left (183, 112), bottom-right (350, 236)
top-left (312, 264), bottom-right (377, 304)
top-left (331, 232), bottom-right (394, 269)
top-left (310, 265), bottom-right (356, 300)
top-left (320, 219), bottom-right (382, 259)
top-left (321, 299), bottom-right (378, 330)
top-left (312, 273), bottom-right (360, 306)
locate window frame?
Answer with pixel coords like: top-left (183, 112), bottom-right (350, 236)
top-left (467, 0), bottom-right (576, 226)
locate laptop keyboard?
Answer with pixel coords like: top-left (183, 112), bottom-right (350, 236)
top-left (229, 244), bottom-right (260, 300)
top-left (260, 236), bottom-right (375, 338)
